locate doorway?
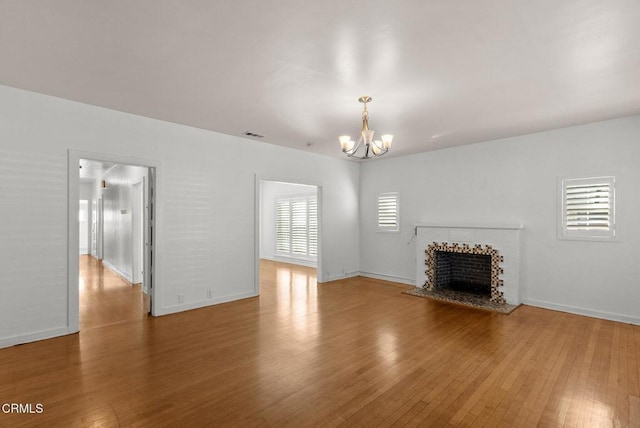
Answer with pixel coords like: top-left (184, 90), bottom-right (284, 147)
top-left (78, 159), bottom-right (153, 328)
top-left (255, 177), bottom-right (323, 295)
top-left (68, 150), bottom-right (158, 334)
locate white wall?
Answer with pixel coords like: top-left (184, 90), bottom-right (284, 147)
top-left (359, 115), bottom-right (640, 324)
top-left (100, 164), bottom-right (148, 282)
top-left (0, 85), bottom-right (360, 347)
top-left (260, 181), bottom-right (317, 267)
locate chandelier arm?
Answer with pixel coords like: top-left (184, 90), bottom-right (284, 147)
top-left (345, 148), bottom-right (364, 158)
top-left (343, 135), bottom-right (363, 156)
top-left (344, 136), bottom-right (367, 159)
top-left (345, 150), bottom-right (369, 160)
top-left (370, 140), bottom-right (388, 157)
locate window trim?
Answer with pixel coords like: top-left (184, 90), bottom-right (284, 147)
top-left (377, 192), bottom-right (400, 233)
top-left (558, 175), bottom-right (617, 241)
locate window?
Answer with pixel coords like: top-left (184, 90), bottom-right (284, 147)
top-left (560, 176), bottom-right (616, 240)
top-left (276, 196), bottom-right (317, 258)
top-left (378, 192), bottom-right (399, 232)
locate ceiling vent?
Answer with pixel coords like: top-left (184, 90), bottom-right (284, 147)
top-left (243, 131), bottom-right (264, 138)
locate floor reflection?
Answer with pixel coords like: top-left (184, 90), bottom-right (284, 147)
top-left (273, 262), bottom-right (319, 339)
top-left (258, 260), bottom-right (320, 395)
top-left (557, 395), bottom-right (615, 427)
top-left (376, 328), bottom-right (399, 368)
top-left (79, 255), bottom-right (148, 329)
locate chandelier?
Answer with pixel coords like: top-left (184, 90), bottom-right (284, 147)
top-left (339, 96), bottom-right (393, 159)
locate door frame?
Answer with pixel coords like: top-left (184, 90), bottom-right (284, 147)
top-left (254, 175), bottom-right (323, 295)
top-left (131, 180), bottom-right (144, 285)
top-left (91, 199), bottom-right (97, 257)
top-left (68, 149), bottom-right (161, 333)
top-left (96, 195), bottom-right (104, 260)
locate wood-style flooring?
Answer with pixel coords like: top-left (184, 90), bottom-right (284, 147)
top-left (79, 255), bottom-right (149, 329)
top-left (0, 258), bottom-right (638, 427)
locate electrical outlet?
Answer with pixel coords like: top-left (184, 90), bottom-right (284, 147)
top-left (206, 289), bottom-right (213, 299)
top-left (178, 293), bottom-right (184, 304)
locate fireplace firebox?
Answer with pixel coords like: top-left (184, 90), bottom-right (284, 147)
top-left (425, 242), bottom-right (505, 304)
top-left (434, 251), bottom-right (491, 297)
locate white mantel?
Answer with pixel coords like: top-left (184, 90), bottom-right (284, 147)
top-left (415, 223), bottom-right (524, 230)
top-left (415, 223), bottom-right (523, 305)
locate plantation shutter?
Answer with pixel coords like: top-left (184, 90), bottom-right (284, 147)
top-left (308, 197), bottom-right (318, 256)
top-left (378, 193), bottom-right (399, 231)
top-left (561, 176), bottom-right (615, 239)
top-left (565, 184), bottom-right (611, 230)
top-left (291, 199), bottom-right (308, 255)
top-left (276, 196), bottom-right (317, 258)
top-left (276, 200), bottom-right (290, 253)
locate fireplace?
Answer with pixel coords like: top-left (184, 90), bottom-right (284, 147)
top-left (415, 224), bottom-right (522, 305)
top-left (425, 242), bottom-right (505, 304)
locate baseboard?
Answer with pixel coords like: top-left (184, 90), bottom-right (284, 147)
top-left (523, 298), bottom-right (640, 326)
top-left (323, 271), bottom-right (360, 283)
top-left (261, 255), bottom-right (317, 268)
top-left (157, 291), bottom-right (258, 316)
top-left (102, 260), bottom-right (133, 284)
top-left (358, 271), bottom-right (415, 286)
top-left (0, 326), bottom-right (77, 349)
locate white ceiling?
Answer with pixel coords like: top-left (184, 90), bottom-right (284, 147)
top-left (2, 1), bottom-right (640, 159)
top-left (79, 159), bottom-right (116, 181)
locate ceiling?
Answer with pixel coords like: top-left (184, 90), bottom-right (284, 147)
top-left (2, 1), bottom-right (640, 159)
top-left (79, 159), bottom-right (116, 181)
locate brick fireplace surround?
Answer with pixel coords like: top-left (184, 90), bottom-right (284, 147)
top-left (415, 224), bottom-right (523, 305)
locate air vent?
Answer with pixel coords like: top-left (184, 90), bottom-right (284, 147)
top-left (243, 131), bottom-right (264, 138)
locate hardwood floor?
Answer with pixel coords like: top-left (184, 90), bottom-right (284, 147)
top-left (79, 255), bottom-right (149, 329)
top-left (1, 259), bottom-right (638, 427)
